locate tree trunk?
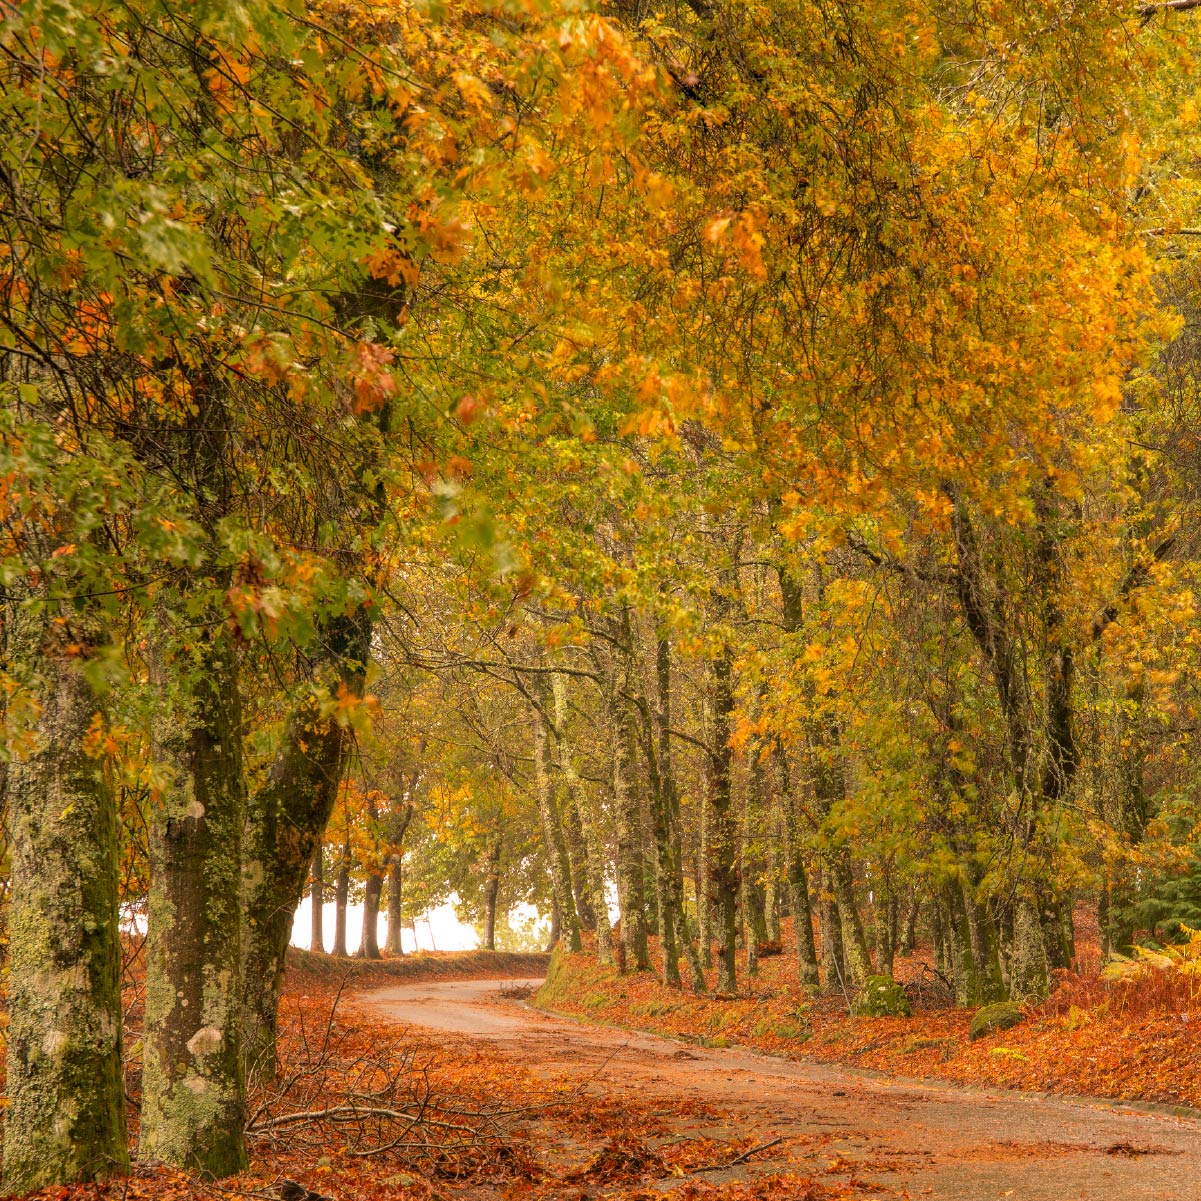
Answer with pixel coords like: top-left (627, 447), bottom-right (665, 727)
top-left (872, 871), bottom-right (896, 978)
top-left (310, 849), bottom-right (325, 953)
top-left (646, 632), bottom-right (706, 991)
top-left (899, 891), bottom-right (920, 956)
top-left (358, 870), bottom-right (382, 959)
top-left (817, 863), bottom-right (847, 991)
top-left (551, 672), bottom-right (612, 965)
top-left (777, 748), bottom-right (820, 989)
top-left (612, 692), bottom-right (651, 971)
top-left (3, 608), bottom-right (129, 1191)
top-left (709, 646), bottom-right (740, 996)
top-left (832, 853), bottom-right (872, 989)
top-left (239, 607), bottom-right (370, 1078)
top-left (141, 636), bottom-right (248, 1177)
top-left (483, 833), bottom-right (502, 951)
top-left (1010, 894), bottom-right (1049, 998)
top-left (385, 855), bottom-right (403, 955)
top-left (333, 836), bottom-right (351, 958)
top-left (565, 799), bottom-right (597, 932)
top-left (531, 680), bottom-right (582, 953)
top-left (698, 769), bottom-right (712, 971)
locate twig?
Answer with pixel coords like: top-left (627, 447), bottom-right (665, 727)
top-left (691, 1135), bottom-right (784, 1173)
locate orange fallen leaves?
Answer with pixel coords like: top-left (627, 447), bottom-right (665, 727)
top-left (537, 926), bottom-right (1201, 1114)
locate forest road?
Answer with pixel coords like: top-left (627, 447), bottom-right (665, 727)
top-left (358, 977), bottom-right (1201, 1201)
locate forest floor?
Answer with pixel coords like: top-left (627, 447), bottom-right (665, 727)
top-left (530, 931), bottom-right (1201, 1112)
top-left (11, 940), bottom-right (1201, 1201)
top-left (357, 973), bottom-right (1201, 1200)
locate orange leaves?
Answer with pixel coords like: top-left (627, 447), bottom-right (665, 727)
top-left (454, 71), bottom-right (495, 112)
top-left (363, 245), bottom-right (418, 290)
top-left (350, 341), bottom-right (396, 414)
top-left (204, 51), bottom-right (252, 113)
top-left (703, 211), bottom-right (767, 280)
top-left (454, 394), bottom-right (484, 425)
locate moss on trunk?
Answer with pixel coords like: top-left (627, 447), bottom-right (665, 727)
top-left (240, 607), bottom-right (370, 1077)
top-left (3, 607), bottom-right (130, 1192)
top-left (141, 636), bottom-right (249, 1178)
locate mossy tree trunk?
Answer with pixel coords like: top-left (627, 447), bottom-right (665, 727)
top-left (531, 677), bottom-right (582, 953)
top-left (816, 863), bottom-right (847, 991)
top-left (142, 634), bottom-right (249, 1177)
top-left (831, 853), bottom-right (873, 989)
top-left (1010, 894), bottom-right (1049, 998)
top-left (240, 607), bottom-right (370, 1077)
top-left (697, 756), bottom-right (712, 970)
top-left (611, 688), bottom-right (650, 971)
top-left (708, 644), bottom-right (740, 996)
top-left (619, 627), bottom-right (681, 985)
top-left (357, 788), bottom-right (383, 960)
top-left (551, 671), bottom-right (612, 965)
top-left (3, 606), bottom-right (130, 1192)
top-left (653, 635), bottom-right (707, 992)
top-left (777, 747), bottom-right (820, 989)
top-left (872, 871), bottom-right (896, 978)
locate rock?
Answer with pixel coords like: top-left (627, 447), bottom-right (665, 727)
top-left (969, 1000), bottom-right (1023, 1041)
top-left (853, 974), bottom-right (912, 1017)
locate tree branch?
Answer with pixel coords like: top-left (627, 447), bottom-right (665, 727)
top-left (1138, 0), bottom-right (1201, 18)
top-left (1091, 533), bottom-right (1177, 644)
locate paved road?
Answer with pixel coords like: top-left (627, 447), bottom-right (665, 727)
top-left (357, 976), bottom-right (1201, 1200)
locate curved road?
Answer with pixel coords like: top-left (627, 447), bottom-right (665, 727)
top-left (357, 977), bottom-right (1201, 1200)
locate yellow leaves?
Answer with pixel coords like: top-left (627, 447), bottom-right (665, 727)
top-left (204, 51), bottom-right (252, 114)
top-left (703, 212), bottom-right (766, 279)
top-left (454, 71), bottom-right (494, 112)
top-left (705, 216), bottom-right (731, 243)
top-left (81, 712), bottom-right (126, 761)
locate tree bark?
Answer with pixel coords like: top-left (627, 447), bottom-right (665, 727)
top-left (652, 635), bottom-right (707, 991)
top-left (3, 607), bottom-right (129, 1191)
top-left (709, 645), bottom-right (740, 995)
top-left (482, 832), bottom-right (502, 951)
top-left (816, 863), bottom-right (847, 991)
top-left (358, 870), bottom-right (382, 959)
top-left (310, 849), bottom-right (325, 953)
top-left (142, 635), bottom-right (248, 1176)
top-left (531, 677), bottom-right (582, 952)
top-left (551, 671), bottom-right (612, 964)
top-left (832, 853), bottom-right (873, 988)
top-left (612, 690), bottom-right (651, 971)
top-left (385, 855), bottom-right (403, 955)
top-left (777, 748), bottom-right (820, 989)
top-left (333, 834), bottom-right (351, 958)
top-left (239, 607), bottom-right (371, 1077)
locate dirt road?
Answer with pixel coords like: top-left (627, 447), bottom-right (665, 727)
top-left (358, 977), bottom-right (1201, 1200)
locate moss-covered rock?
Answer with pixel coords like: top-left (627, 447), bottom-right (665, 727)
top-left (853, 974), bottom-right (912, 1017)
top-left (969, 1000), bottom-right (1023, 1041)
